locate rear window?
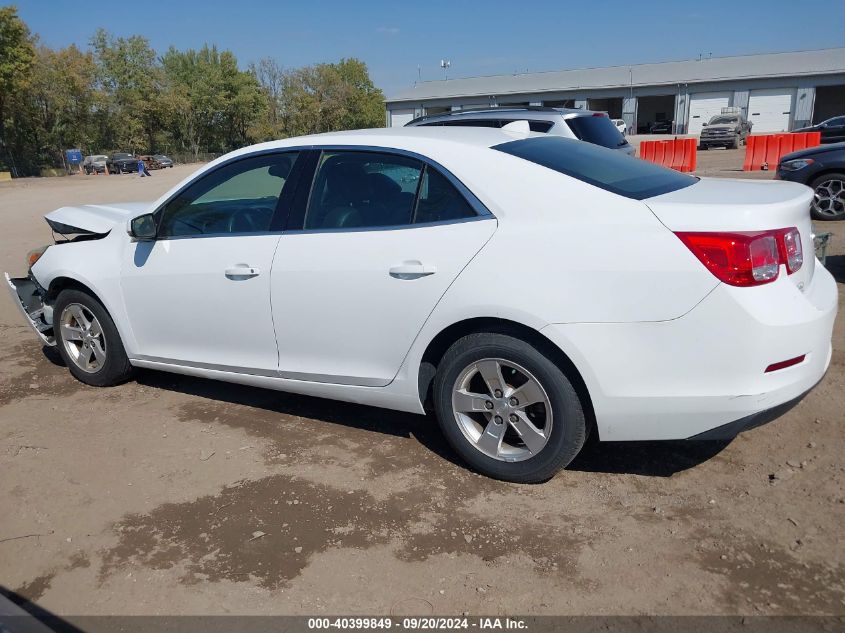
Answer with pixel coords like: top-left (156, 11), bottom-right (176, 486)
top-left (494, 136), bottom-right (697, 200)
top-left (565, 115), bottom-right (629, 150)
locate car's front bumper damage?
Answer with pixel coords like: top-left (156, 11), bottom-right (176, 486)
top-left (4, 272), bottom-right (55, 346)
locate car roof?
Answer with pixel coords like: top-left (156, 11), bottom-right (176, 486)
top-left (226, 126), bottom-right (546, 158)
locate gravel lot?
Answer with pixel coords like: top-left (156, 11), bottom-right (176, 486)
top-left (0, 155), bottom-right (843, 616)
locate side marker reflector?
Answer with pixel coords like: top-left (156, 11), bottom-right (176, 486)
top-left (765, 355), bottom-right (805, 373)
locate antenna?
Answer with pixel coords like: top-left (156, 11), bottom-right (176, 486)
top-left (440, 59), bottom-right (451, 80)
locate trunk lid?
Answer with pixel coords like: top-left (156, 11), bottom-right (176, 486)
top-left (645, 177), bottom-right (816, 290)
top-left (45, 202), bottom-right (152, 235)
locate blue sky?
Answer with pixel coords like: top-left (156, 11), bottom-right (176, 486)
top-left (13, 0), bottom-right (845, 96)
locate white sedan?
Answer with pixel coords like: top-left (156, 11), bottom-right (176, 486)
top-left (6, 127), bottom-right (838, 482)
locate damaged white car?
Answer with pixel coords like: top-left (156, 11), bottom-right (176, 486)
top-left (6, 127), bottom-right (838, 482)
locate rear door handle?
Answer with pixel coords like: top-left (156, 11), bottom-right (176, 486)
top-left (225, 266), bottom-right (260, 279)
top-left (389, 261), bottom-right (436, 280)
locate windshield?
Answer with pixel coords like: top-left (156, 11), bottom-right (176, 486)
top-left (494, 135), bottom-right (697, 200)
top-left (114, 153), bottom-right (133, 159)
top-left (708, 116), bottom-right (737, 125)
top-left (565, 115), bottom-right (629, 149)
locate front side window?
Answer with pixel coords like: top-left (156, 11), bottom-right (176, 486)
top-left (158, 152), bottom-right (298, 237)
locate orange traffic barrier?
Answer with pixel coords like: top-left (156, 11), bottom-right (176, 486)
top-left (742, 132), bottom-right (821, 171)
top-left (638, 138), bottom-right (697, 173)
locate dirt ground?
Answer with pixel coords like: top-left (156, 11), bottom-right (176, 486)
top-left (0, 154), bottom-right (843, 617)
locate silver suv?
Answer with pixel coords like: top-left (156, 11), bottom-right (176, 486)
top-left (406, 107), bottom-right (635, 155)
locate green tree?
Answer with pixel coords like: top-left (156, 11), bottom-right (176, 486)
top-left (278, 58), bottom-right (384, 137)
top-left (162, 44), bottom-right (264, 158)
top-left (90, 28), bottom-right (159, 151)
top-left (0, 5), bottom-right (36, 174)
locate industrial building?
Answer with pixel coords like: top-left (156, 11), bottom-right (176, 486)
top-left (385, 48), bottom-right (845, 135)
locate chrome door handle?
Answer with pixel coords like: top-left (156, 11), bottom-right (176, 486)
top-left (389, 261), bottom-right (436, 280)
top-left (224, 266), bottom-right (260, 278)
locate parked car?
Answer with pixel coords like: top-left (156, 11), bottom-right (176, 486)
top-left (6, 128), bottom-right (836, 482)
top-left (153, 154), bottom-right (174, 168)
top-left (107, 153), bottom-right (139, 174)
top-left (138, 155), bottom-right (159, 170)
top-left (611, 119), bottom-right (627, 136)
top-left (794, 116), bottom-right (845, 145)
top-left (82, 155), bottom-right (107, 175)
top-left (647, 120), bottom-right (673, 134)
top-left (699, 114), bottom-right (753, 150)
top-left (777, 141), bottom-right (845, 221)
top-left (406, 106), bottom-right (635, 155)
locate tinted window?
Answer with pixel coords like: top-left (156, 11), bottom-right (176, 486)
top-left (113, 153), bottom-right (133, 160)
top-left (305, 152), bottom-right (423, 229)
top-left (442, 119), bottom-right (501, 128)
top-left (710, 116), bottom-right (738, 125)
top-left (414, 166), bottom-right (476, 223)
top-left (565, 116), bottom-right (628, 149)
top-left (494, 136), bottom-right (696, 200)
top-left (827, 117), bottom-right (845, 127)
top-left (158, 152), bottom-right (297, 237)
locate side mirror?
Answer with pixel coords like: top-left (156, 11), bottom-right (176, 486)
top-left (127, 213), bottom-right (157, 241)
top-left (702, 122), bottom-right (708, 127)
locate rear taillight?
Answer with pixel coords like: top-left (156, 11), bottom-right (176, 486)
top-left (675, 227), bottom-right (802, 287)
top-left (779, 227), bottom-right (803, 274)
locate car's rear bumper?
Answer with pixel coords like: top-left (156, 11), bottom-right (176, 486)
top-left (4, 273), bottom-right (55, 346)
top-left (542, 262), bottom-right (838, 441)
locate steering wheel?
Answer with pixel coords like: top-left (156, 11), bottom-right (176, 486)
top-left (227, 206), bottom-right (275, 233)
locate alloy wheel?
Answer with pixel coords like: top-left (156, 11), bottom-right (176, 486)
top-left (813, 178), bottom-right (845, 219)
top-left (451, 358), bottom-right (553, 462)
top-left (59, 303), bottom-right (107, 373)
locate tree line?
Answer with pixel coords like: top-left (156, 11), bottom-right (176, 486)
top-left (0, 5), bottom-right (386, 177)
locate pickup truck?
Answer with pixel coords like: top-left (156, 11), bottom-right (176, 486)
top-left (699, 114), bottom-right (753, 150)
top-left (106, 153), bottom-right (139, 174)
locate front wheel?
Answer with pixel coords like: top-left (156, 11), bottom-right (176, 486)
top-left (54, 289), bottom-right (135, 386)
top-left (433, 332), bottom-right (586, 483)
top-left (810, 172), bottom-right (845, 221)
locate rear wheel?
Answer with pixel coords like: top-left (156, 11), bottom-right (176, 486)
top-left (54, 289), bottom-right (134, 387)
top-left (810, 172), bottom-right (845, 221)
top-left (433, 332), bottom-right (586, 483)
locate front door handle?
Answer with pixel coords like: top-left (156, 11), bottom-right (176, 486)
top-left (224, 266), bottom-right (260, 279)
top-left (389, 261), bottom-right (436, 280)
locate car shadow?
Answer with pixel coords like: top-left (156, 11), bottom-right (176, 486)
top-left (133, 369), bottom-right (727, 478)
top-left (0, 585), bottom-right (83, 633)
top-left (37, 347), bottom-right (730, 478)
top-left (824, 254), bottom-right (844, 284)
top-left (569, 437), bottom-right (730, 477)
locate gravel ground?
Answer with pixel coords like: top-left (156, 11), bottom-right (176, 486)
top-left (0, 158), bottom-right (842, 617)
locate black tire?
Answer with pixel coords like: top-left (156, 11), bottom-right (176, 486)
top-left (809, 172), bottom-right (845, 221)
top-left (729, 135), bottom-right (740, 150)
top-left (53, 289), bottom-right (134, 387)
top-left (433, 332), bottom-right (586, 483)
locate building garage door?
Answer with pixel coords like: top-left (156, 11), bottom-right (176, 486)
top-left (748, 89), bottom-right (793, 133)
top-left (688, 92), bottom-right (731, 135)
top-left (389, 108), bottom-right (415, 127)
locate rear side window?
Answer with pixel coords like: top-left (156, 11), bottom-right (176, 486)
top-left (415, 166), bottom-right (476, 223)
top-left (565, 115), bottom-right (628, 149)
top-left (494, 136), bottom-right (696, 200)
